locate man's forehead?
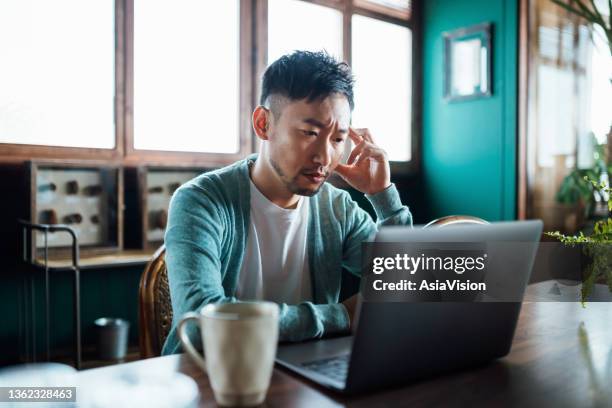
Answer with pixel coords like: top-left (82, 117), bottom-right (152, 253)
top-left (285, 95), bottom-right (351, 125)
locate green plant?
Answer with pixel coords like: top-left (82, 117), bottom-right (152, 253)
top-left (556, 140), bottom-right (609, 218)
top-left (547, 178), bottom-right (612, 304)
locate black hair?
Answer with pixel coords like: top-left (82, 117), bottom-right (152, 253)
top-left (260, 50), bottom-right (355, 115)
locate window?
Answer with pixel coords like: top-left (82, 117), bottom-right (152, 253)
top-left (355, 0), bottom-right (412, 19)
top-left (0, 0), bottom-right (419, 168)
top-left (351, 14), bottom-right (412, 161)
top-left (523, 0), bottom-right (611, 230)
top-left (266, 0), bottom-right (415, 165)
top-left (587, 25), bottom-right (612, 147)
top-left (268, 0), bottom-right (344, 62)
top-left (0, 0), bottom-right (115, 149)
top-left (358, 0), bottom-right (410, 8)
top-left (132, 0), bottom-right (241, 154)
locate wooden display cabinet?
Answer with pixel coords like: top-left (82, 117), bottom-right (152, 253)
top-left (27, 161), bottom-right (123, 259)
top-left (124, 166), bottom-right (206, 250)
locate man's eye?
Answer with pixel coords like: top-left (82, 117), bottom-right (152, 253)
top-left (302, 130), bottom-right (318, 137)
top-left (334, 138), bottom-right (345, 144)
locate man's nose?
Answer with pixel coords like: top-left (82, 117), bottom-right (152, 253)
top-left (312, 138), bottom-right (332, 168)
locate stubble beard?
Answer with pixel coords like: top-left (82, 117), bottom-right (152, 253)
top-left (269, 157), bottom-right (325, 197)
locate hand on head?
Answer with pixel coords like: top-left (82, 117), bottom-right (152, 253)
top-left (334, 128), bottom-right (391, 195)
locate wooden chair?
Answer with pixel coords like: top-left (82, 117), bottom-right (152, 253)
top-left (423, 215), bottom-right (489, 228)
top-left (138, 245), bottom-right (173, 358)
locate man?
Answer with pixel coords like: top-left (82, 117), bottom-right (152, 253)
top-left (162, 51), bottom-right (412, 355)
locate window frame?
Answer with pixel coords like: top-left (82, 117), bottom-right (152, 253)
top-left (0, 0), bottom-right (126, 164)
top-left (258, 0), bottom-right (421, 174)
top-left (0, 0), bottom-right (421, 174)
top-left (123, 0), bottom-right (255, 167)
top-left (255, 0), bottom-right (423, 175)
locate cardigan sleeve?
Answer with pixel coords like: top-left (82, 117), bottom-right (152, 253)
top-left (341, 183), bottom-right (413, 278)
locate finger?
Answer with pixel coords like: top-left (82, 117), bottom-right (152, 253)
top-left (348, 127), bottom-right (364, 144)
top-left (349, 140), bottom-right (384, 166)
top-left (352, 146), bottom-right (370, 167)
top-left (334, 163), bottom-right (349, 177)
top-left (364, 146), bottom-right (387, 162)
top-left (356, 146), bottom-right (386, 166)
top-left (334, 163), bottom-right (354, 179)
top-left (352, 127), bottom-right (375, 144)
top-left (355, 153), bottom-right (371, 169)
top-left (361, 128), bottom-right (375, 144)
top-left (347, 139), bottom-right (367, 165)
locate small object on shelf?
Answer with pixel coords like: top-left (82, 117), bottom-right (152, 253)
top-left (82, 185), bottom-right (103, 196)
top-left (149, 209), bottom-right (168, 230)
top-left (38, 209), bottom-right (58, 224)
top-left (63, 213), bottom-right (83, 224)
top-left (66, 180), bottom-right (79, 195)
top-left (124, 167), bottom-right (204, 249)
top-left (38, 182), bottom-right (57, 193)
top-left (168, 183), bottom-right (181, 195)
top-left (27, 161), bottom-right (123, 259)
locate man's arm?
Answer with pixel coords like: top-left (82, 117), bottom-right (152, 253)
top-left (334, 127), bottom-right (414, 324)
top-left (340, 184), bottom-right (413, 276)
top-left (338, 184), bottom-right (413, 324)
top-left (165, 183), bottom-right (349, 348)
top-left (335, 126), bottom-right (414, 277)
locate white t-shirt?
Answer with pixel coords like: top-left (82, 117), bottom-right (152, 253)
top-left (236, 177), bottom-right (312, 304)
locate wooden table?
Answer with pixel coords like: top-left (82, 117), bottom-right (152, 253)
top-left (78, 302), bottom-right (612, 407)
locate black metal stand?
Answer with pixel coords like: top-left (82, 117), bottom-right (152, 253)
top-left (18, 220), bottom-right (81, 370)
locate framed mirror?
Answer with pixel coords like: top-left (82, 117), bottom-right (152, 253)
top-left (443, 22), bottom-right (493, 102)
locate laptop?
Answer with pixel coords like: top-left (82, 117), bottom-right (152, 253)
top-left (276, 220), bottom-right (543, 394)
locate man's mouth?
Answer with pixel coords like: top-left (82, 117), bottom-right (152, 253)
top-left (302, 170), bottom-right (327, 183)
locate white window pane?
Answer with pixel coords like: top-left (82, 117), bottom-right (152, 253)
top-left (268, 0), bottom-right (343, 63)
top-left (536, 65), bottom-right (576, 168)
top-left (588, 26), bottom-right (612, 145)
top-left (134, 0), bottom-right (240, 153)
top-left (0, 0), bottom-right (115, 149)
top-left (352, 15), bottom-right (412, 162)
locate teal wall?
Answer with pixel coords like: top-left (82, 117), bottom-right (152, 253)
top-left (422, 0), bottom-right (518, 221)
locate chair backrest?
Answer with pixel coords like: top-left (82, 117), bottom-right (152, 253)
top-left (138, 245), bottom-right (173, 358)
top-left (423, 215), bottom-right (489, 228)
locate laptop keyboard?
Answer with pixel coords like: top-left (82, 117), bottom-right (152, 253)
top-left (301, 354), bottom-right (350, 382)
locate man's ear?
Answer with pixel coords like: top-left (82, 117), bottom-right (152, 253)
top-left (252, 106), bottom-right (271, 141)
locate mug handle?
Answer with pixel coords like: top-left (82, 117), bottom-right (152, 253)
top-left (177, 311), bottom-right (206, 372)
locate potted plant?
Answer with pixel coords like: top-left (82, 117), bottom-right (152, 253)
top-left (547, 178), bottom-right (611, 303)
top-left (556, 138), bottom-right (610, 220)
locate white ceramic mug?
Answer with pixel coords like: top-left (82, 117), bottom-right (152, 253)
top-left (177, 302), bottom-right (279, 407)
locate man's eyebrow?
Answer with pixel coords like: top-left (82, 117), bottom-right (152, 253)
top-left (302, 118), bottom-right (326, 127)
top-left (302, 118), bottom-right (349, 133)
